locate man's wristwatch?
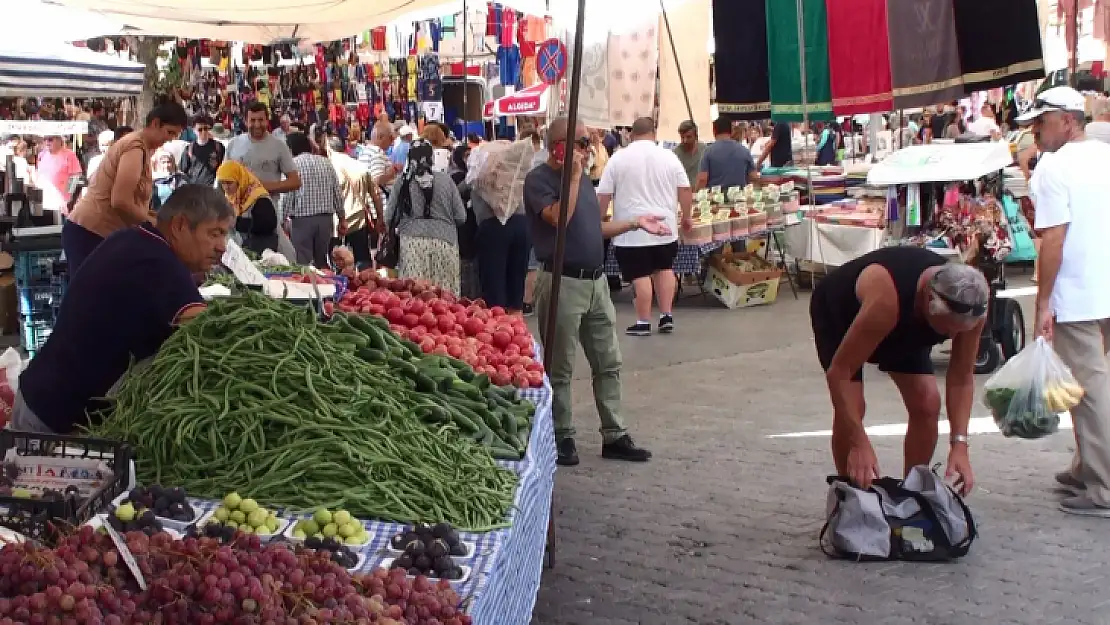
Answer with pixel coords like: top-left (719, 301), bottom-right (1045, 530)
top-left (950, 434), bottom-right (970, 446)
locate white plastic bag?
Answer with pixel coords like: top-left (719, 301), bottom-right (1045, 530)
top-left (982, 337), bottom-right (1083, 439)
top-left (470, 139), bottom-right (536, 224)
top-left (0, 347), bottom-right (24, 428)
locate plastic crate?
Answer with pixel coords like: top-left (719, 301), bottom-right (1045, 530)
top-left (20, 319), bottom-right (53, 356)
top-left (0, 430), bottom-right (133, 545)
top-left (17, 279), bottom-right (66, 317)
top-left (14, 249), bottom-right (64, 288)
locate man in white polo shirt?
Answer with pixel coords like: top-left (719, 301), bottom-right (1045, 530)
top-left (597, 117), bottom-right (693, 336)
top-left (1022, 86), bottom-right (1110, 517)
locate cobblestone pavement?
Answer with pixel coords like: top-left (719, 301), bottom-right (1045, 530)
top-left (530, 284), bottom-right (1110, 625)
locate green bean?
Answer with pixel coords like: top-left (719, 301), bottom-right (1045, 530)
top-left (86, 291), bottom-right (518, 530)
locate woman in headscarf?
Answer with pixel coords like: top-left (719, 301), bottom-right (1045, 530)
top-left (449, 144), bottom-right (480, 298)
top-left (150, 149), bottom-right (188, 211)
top-left (215, 161), bottom-right (295, 258)
top-left (384, 139), bottom-right (466, 293)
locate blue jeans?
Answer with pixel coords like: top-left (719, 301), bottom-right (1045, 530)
top-left (476, 214), bottom-right (531, 310)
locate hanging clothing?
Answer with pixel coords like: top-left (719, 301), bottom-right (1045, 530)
top-left (712, 0), bottom-right (770, 120)
top-left (497, 46), bottom-right (522, 87)
top-left (765, 0), bottom-right (833, 122)
top-left (952, 0), bottom-right (1045, 91)
top-left (825, 0), bottom-right (893, 116)
top-left (887, 0), bottom-right (964, 108)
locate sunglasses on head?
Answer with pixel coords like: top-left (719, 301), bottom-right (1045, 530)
top-left (929, 277), bottom-right (986, 317)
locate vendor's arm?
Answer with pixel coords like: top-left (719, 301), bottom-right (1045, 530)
top-left (111, 148), bottom-right (150, 225)
top-left (826, 266), bottom-right (899, 441)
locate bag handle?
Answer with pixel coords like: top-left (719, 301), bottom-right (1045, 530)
top-left (819, 478), bottom-right (891, 562)
top-left (870, 476), bottom-right (976, 557)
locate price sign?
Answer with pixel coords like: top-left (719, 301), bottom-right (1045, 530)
top-left (102, 520), bottom-right (147, 591)
top-left (220, 239), bottom-right (267, 286)
top-left (421, 101), bottom-right (444, 122)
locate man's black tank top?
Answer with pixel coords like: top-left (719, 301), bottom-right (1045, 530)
top-left (813, 246), bottom-right (948, 364)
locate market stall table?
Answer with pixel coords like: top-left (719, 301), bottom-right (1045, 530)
top-left (604, 227), bottom-right (797, 300)
top-left (178, 372), bottom-right (555, 625)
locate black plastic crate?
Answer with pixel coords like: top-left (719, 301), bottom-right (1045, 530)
top-left (14, 249), bottom-right (64, 288)
top-left (0, 430), bottom-right (132, 544)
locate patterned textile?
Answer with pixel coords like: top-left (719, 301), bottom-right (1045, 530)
top-left (284, 153), bottom-right (344, 219)
top-left (399, 235), bottom-right (461, 295)
top-left (574, 37), bottom-right (610, 128)
top-left (607, 23), bottom-right (658, 126)
top-left (936, 196), bottom-right (1013, 265)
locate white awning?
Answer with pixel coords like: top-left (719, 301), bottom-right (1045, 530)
top-left (52, 0), bottom-right (456, 43)
top-left (867, 142), bottom-right (1014, 186)
top-left (0, 37), bottom-right (144, 98)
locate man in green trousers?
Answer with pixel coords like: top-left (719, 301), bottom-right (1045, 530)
top-left (524, 117), bottom-right (667, 466)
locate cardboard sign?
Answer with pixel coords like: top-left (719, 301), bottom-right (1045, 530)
top-left (220, 240), bottom-right (267, 286)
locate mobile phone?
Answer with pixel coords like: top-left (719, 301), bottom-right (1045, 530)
top-left (551, 142), bottom-right (566, 164)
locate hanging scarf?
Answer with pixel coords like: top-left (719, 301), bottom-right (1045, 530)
top-left (399, 139), bottom-right (436, 219)
top-left (215, 161), bottom-right (270, 217)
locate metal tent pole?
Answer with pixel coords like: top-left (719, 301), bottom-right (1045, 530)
top-left (659, 0), bottom-right (694, 122)
top-left (795, 0), bottom-right (813, 203)
top-left (462, 0), bottom-right (469, 135)
top-left (542, 0), bottom-right (588, 570)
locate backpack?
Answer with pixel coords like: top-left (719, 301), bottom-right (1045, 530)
top-left (820, 465), bottom-right (977, 562)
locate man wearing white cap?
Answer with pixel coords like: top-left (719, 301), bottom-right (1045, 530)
top-left (391, 125), bottom-right (415, 172)
top-left (1020, 86), bottom-right (1110, 517)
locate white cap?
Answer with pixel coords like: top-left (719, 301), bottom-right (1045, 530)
top-left (398, 125), bottom-right (415, 137)
top-left (1016, 86), bottom-right (1087, 124)
top-left (98, 129), bottom-right (115, 146)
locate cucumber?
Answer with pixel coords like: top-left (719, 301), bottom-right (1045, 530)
top-left (356, 347), bottom-right (388, 363)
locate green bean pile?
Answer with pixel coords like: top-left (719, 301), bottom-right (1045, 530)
top-left (87, 292), bottom-right (518, 531)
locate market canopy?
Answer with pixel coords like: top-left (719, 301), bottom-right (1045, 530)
top-left (52, 0), bottom-right (453, 43)
top-left (484, 84), bottom-right (551, 119)
top-left (0, 37), bottom-right (144, 98)
top-left (866, 141), bottom-right (1014, 186)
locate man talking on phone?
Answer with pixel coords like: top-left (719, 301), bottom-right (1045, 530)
top-left (524, 117), bottom-right (669, 467)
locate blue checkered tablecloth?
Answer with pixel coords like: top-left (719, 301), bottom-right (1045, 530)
top-left (178, 360), bottom-right (555, 625)
top-left (604, 230), bottom-right (775, 278)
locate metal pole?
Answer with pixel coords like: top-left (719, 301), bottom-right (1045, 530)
top-left (795, 0), bottom-right (813, 201)
top-left (461, 0), bottom-right (469, 134)
top-left (541, 0), bottom-right (588, 570)
top-left (1068, 0), bottom-right (1079, 87)
top-left (659, 0), bottom-right (694, 122)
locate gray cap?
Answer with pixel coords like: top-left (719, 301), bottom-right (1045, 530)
top-left (931, 264), bottom-right (990, 318)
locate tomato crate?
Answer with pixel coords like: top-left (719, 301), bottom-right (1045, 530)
top-left (14, 249), bottom-right (65, 288)
top-left (0, 430), bottom-right (133, 544)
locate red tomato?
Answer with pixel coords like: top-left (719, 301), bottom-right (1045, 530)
top-left (402, 313), bottom-right (420, 328)
top-left (475, 331), bottom-right (493, 345)
top-left (433, 345), bottom-right (450, 356)
top-left (461, 318), bottom-right (485, 337)
top-left (526, 371), bottom-right (544, 387)
top-left (437, 316), bottom-right (455, 333)
top-left (410, 326), bottom-right (428, 340)
top-left (487, 353), bottom-right (505, 368)
top-left (398, 291), bottom-right (412, 300)
top-left (491, 371), bottom-right (512, 386)
top-left (389, 324), bottom-right (406, 334)
top-left (385, 307), bottom-right (404, 323)
top-left (430, 328), bottom-right (443, 337)
top-left (510, 363), bottom-right (526, 375)
top-left (491, 331), bottom-right (512, 349)
top-left (407, 299), bottom-right (426, 316)
top-left (385, 293), bottom-right (402, 308)
top-left (512, 322), bottom-right (530, 336)
top-left (360, 304), bottom-right (372, 314)
top-left (430, 300), bottom-right (450, 315)
top-left (447, 344), bottom-right (464, 358)
top-left (513, 372), bottom-right (530, 388)
top-left (473, 298), bottom-right (489, 308)
top-left (420, 337), bottom-right (436, 353)
top-left (451, 304), bottom-right (468, 316)
top-left (511, 334), bottom-right (532, 349)
top-left (419, 312), bottom-right (438, 328)
top-left (367, 304), bottom-right (386, 316)
top-left (525, 361), bottom-right (544, 373)
top-left (504, 345), bottom-right (520, 358)
top-left (369, 291), bottom-right (390, 306)
top-left (339, 303), bottom-right (357, 313)
top-left (472, 309), bottom-right (490, 322)
top-left (490, 306), bottom-right (507, 317)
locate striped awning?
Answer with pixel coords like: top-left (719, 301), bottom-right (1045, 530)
top-left (0, 40), bottom-right (144, 99)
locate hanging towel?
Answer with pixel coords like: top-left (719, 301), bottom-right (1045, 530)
top-left (906, 183), bottom-right (921, 227)
top-left (712, 0), bottom-right (770, 120)
top-left (952, 0), bottom-right (1045, 91)
top-left (571, 36), bottom-right (609, 128)
top-left (765, 0), bottom-right (834, 122)
top-left (887, 0), bottom-right (964, 109)
top-left (825, 0), bottom-right (893, 116)
top-left (607, 23), bottom-right (658, 126)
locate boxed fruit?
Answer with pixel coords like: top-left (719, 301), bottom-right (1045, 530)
top-left (703, 249), bottom-right (783, 309)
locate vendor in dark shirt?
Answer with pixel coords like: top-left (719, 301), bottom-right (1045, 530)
top-left (12, 185), bottom-right (234, 434)
top-left (756, 121), bottom-right (794, 169)
top-left (696, 117), bottom-right (758, 191)
top-left (524, 116), bottom-right (669, 467)
top-left (179, 115), bottom-right (225, 187)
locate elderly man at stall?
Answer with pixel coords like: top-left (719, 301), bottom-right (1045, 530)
top-left (13, 185), bottom-right (234, 435)
top-left (811, 247), bottom-right (988, 496)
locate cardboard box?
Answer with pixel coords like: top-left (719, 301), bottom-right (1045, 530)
top-left (704, 254), bottom-right (783, 309)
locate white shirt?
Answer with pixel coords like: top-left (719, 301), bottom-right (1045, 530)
top-left (750, 137), bottom-right (770, 159)
top-left (967, 117), bottom-right (999, 137)
top-left (1033, 140), bottom-right (1110, 323)
top-left (1085, 121), bottom-right (1110, 145)
top-left (596, 139), bottom-right (689, 247)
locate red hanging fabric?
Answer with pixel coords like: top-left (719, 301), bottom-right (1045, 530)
top-left (825, 0), bottom-right (893, 115)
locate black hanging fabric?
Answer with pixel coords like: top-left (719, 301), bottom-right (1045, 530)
top-left (712, 0), bottom-right (771, 121)
top-left (953, 0), bottom-right (1045, 92)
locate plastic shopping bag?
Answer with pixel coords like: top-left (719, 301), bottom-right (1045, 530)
top-left (982, 337), bottom-right (1083, 439)
top-left (0, 348), bottom-right (23, 428)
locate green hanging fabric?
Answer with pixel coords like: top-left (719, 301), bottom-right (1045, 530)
top-left (765, 0), bottom-right (833, 122)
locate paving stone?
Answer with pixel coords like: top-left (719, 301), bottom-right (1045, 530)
top-left (530, 287), bottom-right (1109, 624)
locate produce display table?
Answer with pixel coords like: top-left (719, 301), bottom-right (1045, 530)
top-left (180, 376), bottom-right (555, 625)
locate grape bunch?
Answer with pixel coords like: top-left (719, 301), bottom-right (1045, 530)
top-left (0, 525), bottom-right (471, 624)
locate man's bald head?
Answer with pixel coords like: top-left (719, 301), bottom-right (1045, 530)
top-left (631, 117), bottom-right (655, 137)
top-left (545, 116), bottom-right (586, 149)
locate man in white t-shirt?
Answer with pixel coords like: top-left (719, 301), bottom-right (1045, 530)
top-left (596, 117), bottom-right (692, 336)
top-left (967, 103), bottom-right (1001, 139)
top-left (1021, 86), bottom-right (1110, 517)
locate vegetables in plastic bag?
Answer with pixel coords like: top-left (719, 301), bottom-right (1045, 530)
top-left (982, 337), bottom-right (1083, 439)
